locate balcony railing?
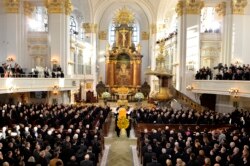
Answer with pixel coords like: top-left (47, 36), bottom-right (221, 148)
top-left (0, 77), bottom-right (81, 94)
top-left (188, 80), bottom-right (250, 98)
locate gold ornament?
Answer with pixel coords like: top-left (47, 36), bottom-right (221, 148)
top-left (4, 0), bottom-right (20, 13)
top-left (65, 0), bottom-right (73, 15)
top-left (117, 116), bottom-right (129, 129)
top-left (82, 23), bottom-right (97, 34)
top-left (186, 0), bottom-right (204, 15)
top-left (113, 6), bottom-right (135, 25)
top-left (176, 1), bottom-right (185, 16)
top-left (215, 2), bottom-right (226, 16)
top-left (231, 0), bottom-right (248, 15)
top-left (23, 1), bottom-right (34, 17)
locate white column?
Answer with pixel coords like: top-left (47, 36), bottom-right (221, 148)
top-left (176, 14), bottom-right (186, 91)
top-left (49, 14), bottom-right (70, 75)
top-left (2, 1), bottom-right (22, 64)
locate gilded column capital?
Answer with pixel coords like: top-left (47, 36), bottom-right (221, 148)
top-left (176, 0), bottom-right (204, 16)
top-left (176, 1), bottom-right (185, 16)
top-left (23, 1), bottom-right (34, 17)
top-left (231, 0), bottom-right (248, 15)
top-left (4, 0), bottom-right (20, 13)
top-left (82, 23), bottom-right (97, 34)
top-left (99, 31), bottom-right (107, 40)
top-left (215, 2), bottom-right (226, 16)
top-left (44, 0), bottom-right (64, 14)
top-left (150, 24), bottom-right (157, 35)
top-left (186, 0), bottom-right (204, 15)
top-left (141, 31), bottom-right (149, 40)
top-left (65, 0), bottom-right (73, 15)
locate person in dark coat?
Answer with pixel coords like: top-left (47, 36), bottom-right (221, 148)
top-left (80, 154), bottom-right (94, 166)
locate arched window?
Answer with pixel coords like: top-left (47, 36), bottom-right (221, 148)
top-left (70, 16), bottom-right (77, 36)
top-left (28, 6), bottom-right (48, 32)
top-left (108, 22), bottom-right (140, 45)
top-left (200, 7), bottom-right (221, 33)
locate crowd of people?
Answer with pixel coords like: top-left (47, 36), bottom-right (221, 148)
top-left (134, 104), bottom-right (250, 166)
top-left (0, 63), bottom-right (64, 78)
top-left (195, 63), bottom-right (250, 81)
top-left (0, 63), bottom-right (24, 78)
top-left (133, 106), bottom-right (250, 127)
top-left (0, 103), bottom-right (111, 166)
top-left (139, 125), bottom-right (250, 166)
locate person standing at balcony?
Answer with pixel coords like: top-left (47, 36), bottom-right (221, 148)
top-left (243, 68), bottom-right (250, 80)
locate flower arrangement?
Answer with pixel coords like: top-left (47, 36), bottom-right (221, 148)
top-left (101, 92), bottom-right (111, 99)
top-left (134, 92), bottom-right (144, 100)
top-left (117, 116), bottom-right (129, 129)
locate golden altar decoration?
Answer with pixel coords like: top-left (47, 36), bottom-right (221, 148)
top-left (105, 7), bottom-right (142, 90)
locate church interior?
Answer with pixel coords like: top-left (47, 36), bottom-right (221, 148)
top-left (0, 0), bottom-right (250, 166)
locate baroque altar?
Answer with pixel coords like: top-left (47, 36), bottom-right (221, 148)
top-left (105, 7), bottom-right (142, 100)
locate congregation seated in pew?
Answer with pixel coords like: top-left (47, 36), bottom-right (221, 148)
top-left (0, 103), bottom-right (111, 166)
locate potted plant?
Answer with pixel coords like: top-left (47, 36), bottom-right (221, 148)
top-left (101, 92), bottom-right (111, 105)
top-left (134, 92), bottom-right (144, 103)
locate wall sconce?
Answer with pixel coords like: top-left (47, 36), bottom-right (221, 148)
top-left (6, 57), bottom-right (14, 62)
top-left (228, 88), bottom-right (239, 98)
top-left (51, 59), bottom-right (58, 64)
top-left (52, 85), bottom-right (60, 95)
top-left (186, 85), bottom-right (193, 91)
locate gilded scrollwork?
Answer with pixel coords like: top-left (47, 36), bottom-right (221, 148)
top-left (231, 0), bottom-right (248, 15)
top-left (4, 0), bottom-right (20, 13)
top-left (44, 0), bottom-right (73, 15)
top-left (215, 2), bottom-right (226, 16)
top-left (82, 23), bottom-right (97, 34)
top-left (23, 1), bottom-right (34, 16)
top-left (175, 0), bottom-right (204, 16)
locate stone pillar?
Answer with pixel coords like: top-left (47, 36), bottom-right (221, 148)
top-left (230, 0), bottom-right (248, 64)
top-left (175, 0), bottom-right (203, 92)
top-left (82, 23), bottom-right (97, 94)
top-left (46, 0), bottom-right (73, 75)
top-left (2, 0), bottom-right (22, 64)
top-left (23, 1), bottom-right (34, 69)
top-left (149, 24), bottom-right (157, 92)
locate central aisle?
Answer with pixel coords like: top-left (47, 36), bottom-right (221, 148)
top-left (103, 113), bottom-right (138, 166)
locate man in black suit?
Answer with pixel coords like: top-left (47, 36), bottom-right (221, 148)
top-left (0, 65), bottom-right (4, 77)
top-left (80, 154), bottom-right (94, 166)
top-left (146, 155), bottom-right (161, 166)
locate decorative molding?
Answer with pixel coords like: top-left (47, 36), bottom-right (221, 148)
top-left (231, 0), bottom-right (248, 15)
top-left (176, 1), bottom-right (185, 16)
top-left (175, 0), bottom-right (204, 16)
top-left (65, 0), bottom-right (73, 15)
top-left (82, 23), bottom-right (97, 34)
top-left (23, 1), bottom-right (34, 16)
top-left (4, 0), bottom-right (20, 13)
top-left (141, 31), bottom-right (149, 40)
top-left (215, 2), bottom-right (226, 16)
top-left (99, 31), bottom-right (107, 40)
top-left (45, 0), bottom-right (64, 14)
top-left (186, 0), bottom-right (204, 15)
top-left (44, 0), bottom-right (73, 15)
